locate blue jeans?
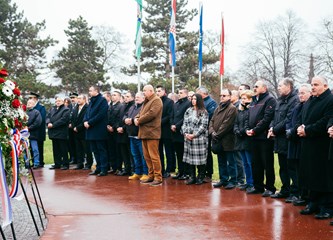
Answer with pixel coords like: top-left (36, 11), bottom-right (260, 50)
top-left (217, 151), bottom-right (237, 184)
top-left (30, 140), bottom-right (39, 166)
top-left (240, 150), bottom-right (253, 187)
top-left (130, 138), bottom-right (148, 175)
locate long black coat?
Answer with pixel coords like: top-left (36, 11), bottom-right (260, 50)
top-left (71, 104), bottom-right (88, 140)
top-left (107, 101), bottom-right (122, 137)
top-left (234, 106), bottom-right (251, 151)
top-left (84, 93), bottom-right (108, 141)
top-left (33, 101), bottom-right (46, 141)
top-left (46, 104), bottom-right (70, 140)
top-left (171, 97), bottom-right (191, 142)
top-left (286, 102), bottom-right (304, 160)
top-left (160, 96), bottom-right (174, 139)
top-left (328, 117), bottom-right (333, 161)
top-left (298, 89), bottom-right (333, 192)
top-left (271, 90), bottom-right (299, 155)
top-left (27, 109), bottom-right (42, 140)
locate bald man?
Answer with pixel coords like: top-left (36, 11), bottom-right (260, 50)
top-left (134, 85), bottom-right (163, 186)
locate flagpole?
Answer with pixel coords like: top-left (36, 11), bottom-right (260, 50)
top-left (137, 58), bottom-right (141, 92)
top-left (199, 71), bottom-right (202, 87)
top-left (172, 66), bottom-right (175, 93)
top-left (220, 75), bottom-right (223, 93)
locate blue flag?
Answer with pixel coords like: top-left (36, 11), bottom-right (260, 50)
top-left (198, 2), bottom-right (203, 71)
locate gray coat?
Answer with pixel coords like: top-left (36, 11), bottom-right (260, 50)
top-left (181, 107), bottom-right (209, 165)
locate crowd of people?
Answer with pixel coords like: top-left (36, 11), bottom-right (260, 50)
top-left (26, 76), bottom-right (333, 226)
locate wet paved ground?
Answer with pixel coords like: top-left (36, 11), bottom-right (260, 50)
top-left (28, 166), bottom-right (333, 240)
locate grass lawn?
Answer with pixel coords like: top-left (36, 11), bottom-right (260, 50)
top-left (44, 138), bottom-right (282, 189)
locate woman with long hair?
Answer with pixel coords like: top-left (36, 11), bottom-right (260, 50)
top-left (181, 93), bottom-right (209, 185)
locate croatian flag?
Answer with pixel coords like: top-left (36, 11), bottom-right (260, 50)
top-left (169, 0), bottom-right (176, 67)
top-left (198, 2), bottom-right (203, 71)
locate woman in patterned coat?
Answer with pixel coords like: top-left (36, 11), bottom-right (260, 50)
top-left (181, 93), bottom-right (209, 185)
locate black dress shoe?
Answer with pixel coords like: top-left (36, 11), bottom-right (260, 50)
top-left (195, 178), bottom-right (204, 185)
top-left (185, 178), bottom-right (196, 185)
top-left (172, 173), bottom-right (181, 179)
top-left (49, 165), bottom-right (61, 170)
top-left (224, 183), bottom-right (236, 190)
top-left (315, 212), bottom-right (332, 220)
top-left (163, 172), bottom-right (171, 178)
top-left (246, 187), bottom-right (263, 194)
top-left (293, 198), bottom-right (307, 206)
top-left (60, 166), bottom-right (69, 170)
top-left (213, 181), bottom-right (226, 188)
top-left (97, 172), bottom-right (107, 177)
top-left (271, 192), bottom-right (289, 199)
top-left (74, 165), bottom-right (84, 170)
top-left (330, 221), bottom-right (333, 226)
top-left (178, 175), bottom-right (188, 180)
top-left (89, 171), bottom-right (100, 175)
top-left (300, 206), bottom-right (319, 215)
top-left (83, 166), bottom-right (91, 170)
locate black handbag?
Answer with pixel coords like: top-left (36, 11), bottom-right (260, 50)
top-left (211, 139), bottom-right (223, 154)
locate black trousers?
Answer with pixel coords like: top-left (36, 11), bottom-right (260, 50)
top-left (107, 134), bottom-right (119, 171)
top-left (309, 191), bottom-right (333, 211)
top-left (205, 136), bottom-right (213, 177)
top-left (252, 140), bottom-right (276, 192)
top-left (52, 139), bottom-right (69, 167)
top-left (159, 138), bottom-right (176, 174)
top-left (174, 141), bottom-right (186, 175)
top-left (37, 140), bottom-right (44, 166)
top-left (287, 158), bottom-right (299, 196)
top-left (75, 138), bottom-right (93, 167)
top-left (278, 153), bottom-right (290, 194)
top-left (119, 142), bottom-right (132, 173)
top-left (68, 129), bottom-right (76, 162)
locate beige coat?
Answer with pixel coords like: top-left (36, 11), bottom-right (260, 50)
top-left (136, 94), bottom-right (163, 139)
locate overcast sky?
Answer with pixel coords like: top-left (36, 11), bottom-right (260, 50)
top-left (12, 0), bottom-right (333, 81)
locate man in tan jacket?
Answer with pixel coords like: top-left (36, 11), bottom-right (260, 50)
top-left (135, 85), bottom-right (163, 186)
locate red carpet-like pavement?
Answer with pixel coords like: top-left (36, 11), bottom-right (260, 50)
top-left (31, 166), bottom-right (333, 240)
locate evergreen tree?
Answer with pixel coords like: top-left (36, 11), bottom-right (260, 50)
top-left (50, 16), bottom-right (105, 93)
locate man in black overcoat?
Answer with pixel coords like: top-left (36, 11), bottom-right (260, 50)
top-left (171, 87), bottom-right (191, 180)
top-left (156, 85), bottom-right (175, 178)
top-left (297, 76), bottom-right (333, 219)
top-left (84, 86), bottom-right (109, 176)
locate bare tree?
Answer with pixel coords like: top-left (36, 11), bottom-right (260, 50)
top-left (239, 11), bottom-right (306, 96)
top-left (92, 25), bottom-right (126, 78)
top-left (313, 17), bottom-right (333, 82)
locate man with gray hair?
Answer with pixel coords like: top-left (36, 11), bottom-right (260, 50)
top-left (268, 78), bottom-right (299, 199)
top-left (246, 80), bottom-right (277, 197)
top-left (297, 76), bottom-right (333, 219)
top-left (285, 83), bottom-right (312, 205)
top-left (196, 86), bottom-right (217, 182)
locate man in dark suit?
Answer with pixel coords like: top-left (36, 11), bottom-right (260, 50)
top-left (29, 92), bottom-right (46, 167)
top-left (46, 97), bottom-right (70, 170)
top-left (297, 76), bottom-right (333, 219)
top-left (68, 92), bottom-right (78, 164)
top-left (246, 80), bottom-right (277, 197)
top-left (84, 85), bottom-right (109, 176)
top-left (106, 90), bottom-right (123, 174)
top-left (171, 87), bottom-right (191, 180)
top-left (156, 85), bottom-right (175, 178)
top-left (71, 94), bottom-right (92, 170)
